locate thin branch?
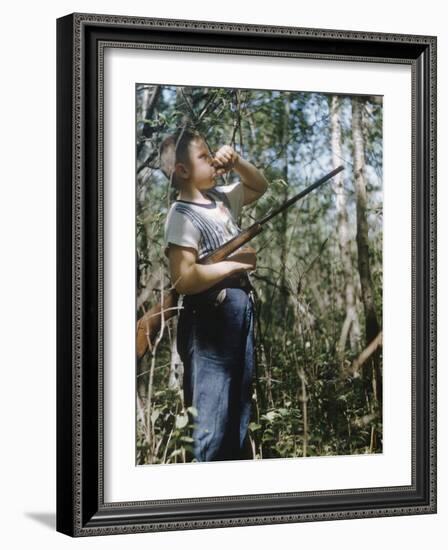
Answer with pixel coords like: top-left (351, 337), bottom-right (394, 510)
top-left (351, 331), bottom-right (383, 375)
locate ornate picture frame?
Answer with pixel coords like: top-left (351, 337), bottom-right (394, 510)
top-left (56, 13), bottom-right (436, 536)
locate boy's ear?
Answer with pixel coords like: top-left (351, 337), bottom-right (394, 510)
top-left (174, 162), bottom-right (189, 180)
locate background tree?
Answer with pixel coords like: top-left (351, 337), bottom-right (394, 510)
top-left (331, 95), bottom-right (360, 356)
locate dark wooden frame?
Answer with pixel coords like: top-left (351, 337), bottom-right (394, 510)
top-left (57, 12), bottom-right (437, 537)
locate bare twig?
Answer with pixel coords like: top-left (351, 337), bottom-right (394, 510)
top-left (351, 331), bottom-right (383, 375)
top-left (145, 269), bottom-right (167, 461)
top-left (136, 392), bottom-right (147, 434)
top-left (298, 364), bottom-right (308, 458)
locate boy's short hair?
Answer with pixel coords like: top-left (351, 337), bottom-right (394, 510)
top-left (159, 128), bottom-right (204, 189)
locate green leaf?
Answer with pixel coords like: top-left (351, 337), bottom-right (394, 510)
top-left (151, 409), bottom-right (161, 424)
top-left (169, 449), bottom-right (183, 458)
top-left (248, 422), bottom-right (262, 432)
top-left (264, 411), bottom-right (277, 422)
top-left (175, 414), bottom-right (189, 429)
top-left (187, 406), bottom-right (199, 418)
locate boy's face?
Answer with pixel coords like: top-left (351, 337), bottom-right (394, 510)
top-left (184, 139), bottom-right (217, 190)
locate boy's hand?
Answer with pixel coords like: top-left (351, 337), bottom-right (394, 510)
top-left (214, 147), bottom-right (269, 206)
top-left (213, 145), bottom-right (240, 176)
top-left (228, 246), bottom-right (257, 272)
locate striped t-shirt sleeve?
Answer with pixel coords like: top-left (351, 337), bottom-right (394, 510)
top-left (164, 207), bottom-right (201, 255)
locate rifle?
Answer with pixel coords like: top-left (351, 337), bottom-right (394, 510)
top-left (136, 165), bottom-right (344, 358)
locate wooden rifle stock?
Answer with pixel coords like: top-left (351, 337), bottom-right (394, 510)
top-left (136, 288), bottom-right (179, 359)
top-left (199, 223), bottom-right (262, 264)
top-left (136, 223), bottom-right (263, 358)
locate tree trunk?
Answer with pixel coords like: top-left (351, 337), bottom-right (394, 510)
top-left (279, 92), bottom-right (290, 316)
top-left (351, 97), bottom-right (382, 410)
top-left (331, 96), bottom-right (361, 355)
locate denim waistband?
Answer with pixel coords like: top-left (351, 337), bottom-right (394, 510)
top-left (182, 273), bottom-right (253, 308)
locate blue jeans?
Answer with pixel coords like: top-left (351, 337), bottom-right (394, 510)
top-left (177, 287), bottom-right (255, 462)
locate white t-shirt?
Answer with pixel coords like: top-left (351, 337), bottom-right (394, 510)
top-left (164, 181), bottom-right (245, 260)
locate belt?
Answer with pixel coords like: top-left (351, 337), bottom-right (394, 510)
top-left (182, 273), bottom-right (253, 309)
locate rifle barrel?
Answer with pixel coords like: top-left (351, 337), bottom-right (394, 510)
top-left (256, 165), bottom-right (344, 226)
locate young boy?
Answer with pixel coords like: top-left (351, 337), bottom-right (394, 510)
top-left (160, 128), bottom-right (268, 462)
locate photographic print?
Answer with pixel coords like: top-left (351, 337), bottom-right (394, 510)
top-left (57, 14), bottom-right (436, 535)
top-left (135, 84), bottom-right (383, 466)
